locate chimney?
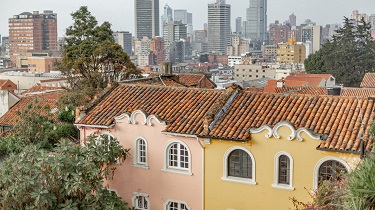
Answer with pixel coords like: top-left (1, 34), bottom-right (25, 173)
top-left (160, 62), bottom-right (173, 75)
top-left (276, 79), bottom-right (285, 88)
top-left (75, 106), bottom-right (86, 123)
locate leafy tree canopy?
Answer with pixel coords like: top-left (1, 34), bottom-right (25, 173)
top-left (0, 99), bottom-right (78, 156)
top-left (60, 6), bottom-right (141, 101)
top-left (0, 137), bottom-right (129, 210)
top-left (305, 17), bottom-right (375, 87)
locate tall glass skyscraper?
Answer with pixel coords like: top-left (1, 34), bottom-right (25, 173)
top-left (207, 0), bottom-right (231, 54)
top-left (245, 0), bottom-right (267, 43)
top-left (134, 0), bottom-right (159, 39)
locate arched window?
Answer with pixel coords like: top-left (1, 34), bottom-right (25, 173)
top-left (133, 137), bottom-right (148, 168)
top-left (132, 193), bottom-right (149, 210)
top-left (163, 140), bottom-right (191, 175)
top-left (272, 152), bottom-right (294, 190)
top-left (166, 200), bottom-right (189, 210)
top-left (314, 157), bottom-right (350, 189)
top-left (222, 146), bottom-right (256, 185)
top-left (97, 132), bottom-right (115, 145)
top-left (168, 142), bottom-right (189, 169)
top-left (228, 149), bottom-right (252, 178)
top-left (318, 160), bottom-right (347, 184)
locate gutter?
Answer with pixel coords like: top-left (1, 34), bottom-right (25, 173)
top-left (74, 124), bottom-right (114, 129)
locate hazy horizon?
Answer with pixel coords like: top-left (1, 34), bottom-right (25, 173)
top-left (1, 0), bottom-right (374, 38)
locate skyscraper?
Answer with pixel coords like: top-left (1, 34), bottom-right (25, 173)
top-left (289, 13), bottom-right (296, 27)
top-left (174, 10), bottom-right (193, 35)
top-left (8, 10), bottom-right (57, 65)
top-left (208, 0), bottom-right (231, 54)
top-left (236, 17), bottom-right (242, 35)
top-left (161, 4), bottom-right (173, 37)
top-left (245, 0), bottom-right (267, 43)
top-left (113, 31), bottom-right (133, 56)
top-left (134, 0), bottom-right (159, 39)
top-left (163, 21), bottom-right (187, 43)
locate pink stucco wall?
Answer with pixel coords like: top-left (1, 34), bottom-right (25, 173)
top-left (80, 112), bottom-right (203, 210)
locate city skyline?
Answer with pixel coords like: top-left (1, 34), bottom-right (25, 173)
top-left (1, 0), bottom-right (374, 38)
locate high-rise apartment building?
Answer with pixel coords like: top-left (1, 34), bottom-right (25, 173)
top-left (161, 4), bottom-right (173, 37)
top-left (134, 0), bottom-right (159, 39)
top-left (236, 17), bottom-right (242, 35)
top-left (289, 13), bottom-right (296, 27)
top-left (276, 37), bottom-right (306, 64)
top-left (301, 24), bottom-right (322, 53)
top-left (113, 31), bottom-right (133, 56)
top-left (150, 36), bottom-right (166, 64)
top-left (8, 10), bottom-right (57, 65)
top-left (208, 0), bottom-right (231, 54)
top-left (163, 21), bottom-right (188, 43)
top-left (226, 36), bottom-right (249, 56)
top-left (174, 10), bottom-right (193, 35)
top-left (269, 21), bottom-right (290, 45)
top-left (245, 0), bottom-right (267, 43)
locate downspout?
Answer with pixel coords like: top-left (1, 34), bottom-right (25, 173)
top-left (196, 136), bottom-right (205, 210)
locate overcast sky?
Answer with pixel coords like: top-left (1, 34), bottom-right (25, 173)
top-left (1, 0), bottom-right (374, 38)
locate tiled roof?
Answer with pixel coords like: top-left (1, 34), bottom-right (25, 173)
top-left (284, 80), bottom-right (308, 87)
top-left (360, 73), bottom-right (375, 88)
top-left (0, 79), bottom-right (13, 87)
top-left (122, 76), bottom-right (186, 87)
top-left (341, 87), bottom-right (375, 97)
top-left (263, 80), bottom-right (277, 93)
top-left (201, 92), bottom-right (374, 152)
top-left (178, 74), bottom-right (216, 89)
top-left (77, 84), bottom-right (222, 135)
top-left (275, 87), bottom-right (328, 95)
top-left (78, 84), bottom-right (374, 153)
top-left (0, 91), bottom-right (64, 126)
top-left (285, 73), bottom-right (333, 87)
top-left (148, 73), bottom-right (216, 89)
top-left (21, 84), bottom-right (63, 95)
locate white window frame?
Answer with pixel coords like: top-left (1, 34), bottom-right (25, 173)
top-left (272, 151), bottom-right (294, 191)
top-left (222, 146), bottom-right (256, 185)
top-left (313, 156), bottom-right (350, 190)
top-left (162, 140), bottom-right (192, 176)
top-left (132, 192), bottom-right (150, 210)
top-left (164, 199), bottom-right (190, 210)
top-left (98, 132), bottom-right (120, 164)
top-left (97, 132), bottom-right (115, 144)
top-left (132, 137), bottom-right (149, 169)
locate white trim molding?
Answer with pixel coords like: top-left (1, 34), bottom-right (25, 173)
top-left (162, 140), bottom-right (192, 176)
top-left (313, 156), bottom-right (351, 190)
top-left (164, 199), bottom-right (190, 210)
top-left (132, 136), bottom-right (149, 169)
top-left (272, 151), bottom-right (294, 191)
top-left (249, 121), bottom-right (322, 142)
top-left (222, 146), bottom-right (256, 185)
top-left (114, 109), bottom-right (166, 126)
top-left (249, 125), bottom-right (273, 138)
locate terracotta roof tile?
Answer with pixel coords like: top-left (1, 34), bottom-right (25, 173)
top-left (285, 73), bottom-right (334, 87)
top-left (360, 73), bottom-right (375, 88)
top-left (21, 84), bottom-right (63, 95)
top-left (123, 77), bottom-right (186, 87)
top-left (148, 73), bottom-right (216, 89)
top-left (77, 84), bottom-right (222, 135)
top-left (0, 91), bottom-right (64, 126)
top-left (202, 92), bottom-right (374, 152)
top-left (275, 87), bottom-right (328, 95)
top-left (341, 88), bottom-right (375, 97)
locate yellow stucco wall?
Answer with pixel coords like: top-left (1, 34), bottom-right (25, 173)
top-left (204, 126), bottom-right (359, 210)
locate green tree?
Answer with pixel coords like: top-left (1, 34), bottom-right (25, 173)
top-left (0, 99), bottom-right (78, 156)
top-left (0, 137), bottom-right (129, 209)
top-left (305, 17), bottom-right (375, 87)
top-left (60, 6), bottom-right (141, 100)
